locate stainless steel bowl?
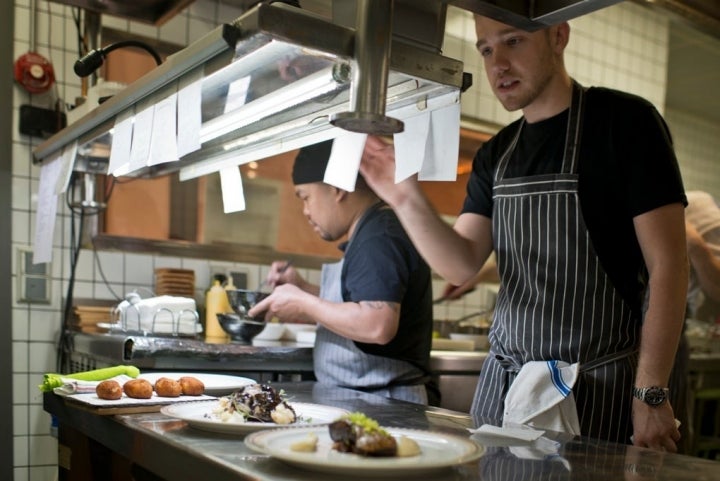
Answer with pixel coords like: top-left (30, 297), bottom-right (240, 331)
top-left (225, 289), bottom-right (269, 320)
top-left (216, 313), bottom-right (266, 343)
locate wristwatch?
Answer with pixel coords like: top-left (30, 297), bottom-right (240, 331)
top-left (632, 386), bottom-right (669, 406)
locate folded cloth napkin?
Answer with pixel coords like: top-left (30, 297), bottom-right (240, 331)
top-left (468, 423), bottom-right (545, 441)
top-left (503, 360), bottom-right (581, 435)
top-left (53, 374), bottom-right (134, 396)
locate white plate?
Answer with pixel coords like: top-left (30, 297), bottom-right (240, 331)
top-left (245, 426), bottom-right (484, 476)
top-left (161, 401), bottom-right (349, 434)
top-left (138, 373), bottom-right (256, 396)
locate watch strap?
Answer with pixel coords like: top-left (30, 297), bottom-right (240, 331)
top-left (632, 386), bottom-right (669, 406)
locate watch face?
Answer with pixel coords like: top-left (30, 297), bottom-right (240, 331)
top-left (644, 387), bottom-right (667, 406)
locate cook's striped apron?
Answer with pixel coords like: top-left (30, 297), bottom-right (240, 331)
top-left (313, 206), bottom-right (429, 405)
top-left (471, 82), bottom-right (640, 444)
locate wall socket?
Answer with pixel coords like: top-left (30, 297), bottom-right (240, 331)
top-left (17, 247), bottom-right (51, 304)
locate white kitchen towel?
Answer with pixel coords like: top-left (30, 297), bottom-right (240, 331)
top-left (503, 360), bottom-right (581, 435)
top-left (468, 423), bottom-right (545, 441)
top-left (53, 375), bottom-right (134, 396)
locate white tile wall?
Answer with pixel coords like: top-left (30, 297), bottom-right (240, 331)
top-left (445, 2), bottom-right (670, 125)
top-left (666, 108), bottom-right (720, 200)
top-left (10, 1), bottom-right (720, 479)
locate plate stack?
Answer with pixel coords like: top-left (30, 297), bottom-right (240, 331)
top-left (154, 268), bottom-right (195, 297)
top-left (73, 305), bottom-right (114, 333)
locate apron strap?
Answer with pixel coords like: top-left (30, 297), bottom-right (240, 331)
top-left (491, 346), bottom-right (637, 374)
top-left (578, 347), bottom-right (637, 373)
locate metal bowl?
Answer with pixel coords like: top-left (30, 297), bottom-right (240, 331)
top-left (216, 313), bottom-right (266, 343)
top-left (225, 289), bottom-right (269, 320)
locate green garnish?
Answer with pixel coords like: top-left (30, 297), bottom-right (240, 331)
top-left (342, 412), bottom-right (389, 436)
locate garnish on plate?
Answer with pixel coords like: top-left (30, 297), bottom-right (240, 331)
top-left (209, 383), bottom-right (298, 424)
top-left (328, 412), bottom-right (420, 457)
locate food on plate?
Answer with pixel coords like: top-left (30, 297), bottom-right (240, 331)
top-left (289, 432), bottom-right (319, 452)
top-left (328, 412), bottom-right (420, 457)
top-left (211, 383), bottom-right (297, 424)
top-left (154, 377), bottom-right (182, 397)
top-left (95, 380), bottom-right (123, 400)
top-left (91, 374), bottom-right (206, 401)
top-left (178, 376), bottom-right (205, 396)
top-left (395, 435), bottom-right (422, 457)
top-left (123, 378), bottom-right (153, 399)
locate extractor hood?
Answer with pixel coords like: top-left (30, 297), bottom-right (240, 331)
top-left (34, 0), bottom-right (633, 178)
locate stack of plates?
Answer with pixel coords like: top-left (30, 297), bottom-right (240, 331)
top-left (73, 305), bottom-right (114, 333)
top-left (154, 268), bottom-right (195, 297)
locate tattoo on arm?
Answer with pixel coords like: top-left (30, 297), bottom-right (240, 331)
top-left (360, 301), bottom-right (399, 313)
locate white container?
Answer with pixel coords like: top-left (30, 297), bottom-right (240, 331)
top-left (254, 322), bottom-right (286, 341)
top-left (282, 323), bottom-right (317, 341)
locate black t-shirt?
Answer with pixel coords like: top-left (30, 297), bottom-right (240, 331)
top-left (461, 86), bottom-right (686, 317)
top-left (339, 205), bottom-right (434, 372)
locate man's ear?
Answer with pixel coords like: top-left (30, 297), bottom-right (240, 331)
top-left (334, 187), bottom-right (349, 203)
top-left (553, 22), bottom-right (570, 52)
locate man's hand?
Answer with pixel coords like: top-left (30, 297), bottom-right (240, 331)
top-left (360, 136), bottom-right (421, 209)
top-left (248, 284), bottom-right (316, 324)
top-left (631, 399), bottom-right (681, 452)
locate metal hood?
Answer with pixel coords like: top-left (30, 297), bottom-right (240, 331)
top-left (34, 1), bottom-right (471, 178)
top-left (42, 0), bottom-right (704, 178)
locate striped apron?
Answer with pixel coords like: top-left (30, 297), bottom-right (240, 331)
top-left (313, 207), bottom-right (429, 405)
top-left (471, 82), bottom-right (640, 444)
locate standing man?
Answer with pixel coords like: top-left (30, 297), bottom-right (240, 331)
top-left (249, 140), bottom-right (437, 405)
top-left (360, 16), bottom-right (687, 451)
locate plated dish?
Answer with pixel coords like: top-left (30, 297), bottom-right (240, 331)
top-left (160, 401), bottom-right (349, 434)
top-left (138, 373), bottom-right (256, 396)
top-left (244, 426), bottom-right (484, 476)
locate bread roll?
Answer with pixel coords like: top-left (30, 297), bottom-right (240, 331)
top-left (154, 377), bottom-right (182, 397)
top-left (123, 378), bottom-right (153, 399)
top-left (96, 380), bottom-right (123, 400)
top-left (178, 376), bottom-right (205, 396)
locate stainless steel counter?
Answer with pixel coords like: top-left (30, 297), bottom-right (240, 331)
top-left (44, 381), bottom-right (720, 481)
top-left (68, 332), bottom-right (316, 384)
top-left (67, 332), bottom-right (488, 410)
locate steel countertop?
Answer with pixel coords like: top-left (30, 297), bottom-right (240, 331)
top-left (44, 381), bottom-right (720, 481)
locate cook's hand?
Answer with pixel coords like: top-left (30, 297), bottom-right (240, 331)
top-left (631, 400), bottom-right (680, 452)
top-left (264, 261), bottom-right (302, 289)
top-left (247, 284), bottom-right (316, 323)
top-left (360, 136), bottom-right (421, 209)
top-left (441, 278), bottom-right (478, 300)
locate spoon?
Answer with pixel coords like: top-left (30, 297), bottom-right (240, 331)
top-left (258, 260), bottom-right (293, 292)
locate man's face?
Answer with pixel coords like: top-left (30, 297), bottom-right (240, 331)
top-left (294, 183), bottom-right (343, 242)
top-left (474, 16), bottom-right (563, 113)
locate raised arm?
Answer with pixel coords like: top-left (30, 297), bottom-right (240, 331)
top-left (360, 136), bottom-right (493, 285)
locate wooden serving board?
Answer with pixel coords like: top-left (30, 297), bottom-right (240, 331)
top-left (60, 392), bottom-right (217, 415)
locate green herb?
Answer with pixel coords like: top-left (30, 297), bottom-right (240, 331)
top-left (343, 412), bottom-right (389, 436)
top-left (39, 365), bottom-right (141, 392)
